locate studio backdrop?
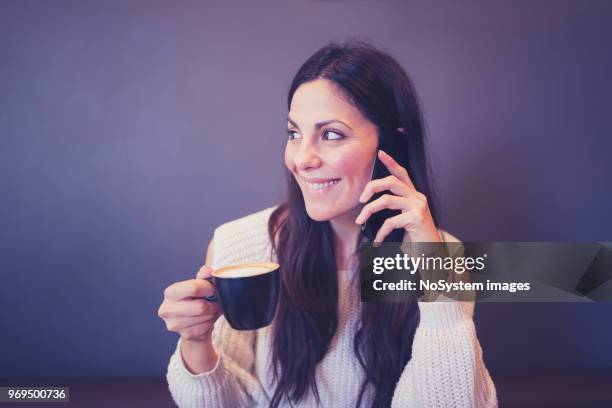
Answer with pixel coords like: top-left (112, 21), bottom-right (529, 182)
top-left (1, 0), bottom-right (611, 387)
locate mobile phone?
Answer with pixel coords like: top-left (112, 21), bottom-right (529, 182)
top-left (360, 128), bottom-right (410, 243)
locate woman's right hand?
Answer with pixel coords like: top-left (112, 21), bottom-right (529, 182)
top-left (158, 265), bottom-right (222, 343)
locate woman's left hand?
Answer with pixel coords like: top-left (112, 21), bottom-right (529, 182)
top-left (355, 150), bottom-right (441, 244)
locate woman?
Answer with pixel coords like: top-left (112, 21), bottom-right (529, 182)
top-left (159, 40), bottom-right (498, 407)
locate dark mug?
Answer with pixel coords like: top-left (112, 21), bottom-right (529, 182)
top-left (204, 262), bottom-right (280, 330)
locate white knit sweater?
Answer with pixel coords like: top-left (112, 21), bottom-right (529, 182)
top-left (166, 206), bottom-right (498, 407)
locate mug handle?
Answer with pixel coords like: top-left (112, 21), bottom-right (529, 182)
top-left (203, 277), bottom-right (218, 302)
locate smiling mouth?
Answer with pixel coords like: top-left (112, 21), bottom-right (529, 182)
top-left (303, 178), bottom-right (341, 192)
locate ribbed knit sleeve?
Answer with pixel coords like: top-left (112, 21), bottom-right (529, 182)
top-left (391, 230), bottom-right (498, 407)
top-left (166, 316), bottom-right (264, 407)
top-left (391, 302), bottom-right (498, 407)
top-left (165, 207), bottom-right (277, 407)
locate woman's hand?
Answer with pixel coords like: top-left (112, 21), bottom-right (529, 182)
top-left (355, 150), bottom-right (441, 244)
top-left (158, 265), bottom-right (222, 343)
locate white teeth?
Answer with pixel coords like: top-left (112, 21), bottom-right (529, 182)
top-left (305, 179), bottom-right (339, 190)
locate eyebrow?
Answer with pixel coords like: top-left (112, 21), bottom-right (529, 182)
top-left (287, 117), bottom-right (353, 131)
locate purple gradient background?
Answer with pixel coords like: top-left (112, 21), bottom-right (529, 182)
top-left (1, 0), bottom-right (611, 404)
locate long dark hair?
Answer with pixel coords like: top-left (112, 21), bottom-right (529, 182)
top-left (268, 40), bottom-right (442, 408)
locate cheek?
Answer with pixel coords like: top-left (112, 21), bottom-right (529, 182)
top-left (330, 150), bottom-right (375, 188)
top-left (284, 144), bottom-right (295, 172)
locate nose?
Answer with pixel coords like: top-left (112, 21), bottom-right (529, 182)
top-left (293, 139), bottom-right (322, 171)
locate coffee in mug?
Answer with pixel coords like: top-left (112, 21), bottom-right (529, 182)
top-left (204, 262), bottom-right (280, 330)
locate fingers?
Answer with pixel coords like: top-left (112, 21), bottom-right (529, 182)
top-left (355, 194), bottom-right (405, 224)
top-left (373, 212), bottom-right (418, 243)
top-left (158, 297), bottom-right (221, 319)
top-left (163, 315), bottom-right (218, 333)
top-left (356, 193), bottom-right (424, 225)
top-left (359, 175), bottom-right (412, 204)
top-left (164, 278), bottom-right (215, 301)
top-left (158, 264), bottom-right (222, 342)
top-left (161, 310), bottom-right (219, 342)
top-left (378, 150), bottom-right (415, 189)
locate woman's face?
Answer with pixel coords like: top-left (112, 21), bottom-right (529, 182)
top-left (285, 79), bottom-right (379, 222)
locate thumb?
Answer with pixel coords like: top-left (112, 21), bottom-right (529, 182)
top-left (196, 265), bottom-right (213, 280)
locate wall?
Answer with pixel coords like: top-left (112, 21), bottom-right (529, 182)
top-left (1, 0), bottom-right (611, 380)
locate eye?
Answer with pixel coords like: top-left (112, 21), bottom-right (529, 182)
top-left (287, 130), bottom-right (301, 140)
top-left (322, 130), bottom-right (344, 141)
